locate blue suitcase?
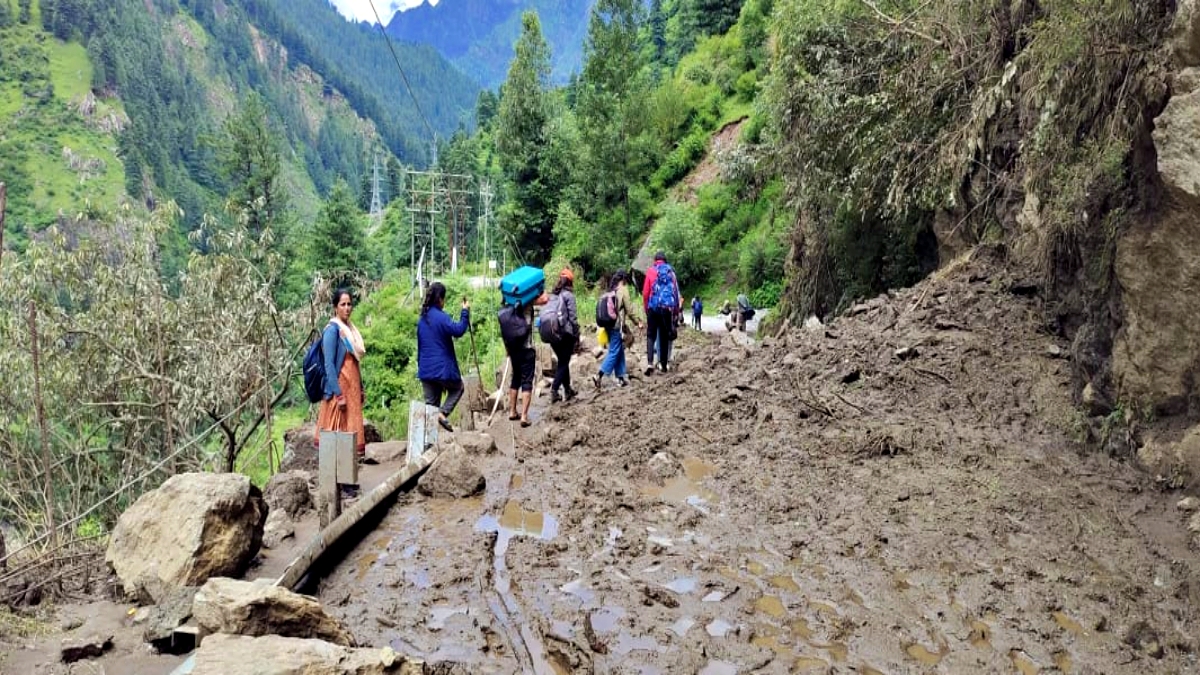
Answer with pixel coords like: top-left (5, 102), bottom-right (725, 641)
top-left (499, 266), bottom-right (545, 307)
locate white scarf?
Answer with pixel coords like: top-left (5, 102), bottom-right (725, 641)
top-left (330, 317), bottom-right (366, 360)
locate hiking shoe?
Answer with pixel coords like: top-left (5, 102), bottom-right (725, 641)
top-left (644, 365), bottom-right (655, 376)
top-left (593, 373), bottom-right (603, 389)
top-left (565, 387), bottom-right (578, 401)
top-left (618, 377), bottom-right (630, 387)
top-left (550, 390), bottom-right (562, 404)
top-left (659, 362), bottom-right (669, 372)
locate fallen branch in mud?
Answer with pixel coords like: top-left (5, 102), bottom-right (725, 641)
top-left (793, 378), bottom-right (836, 418)
top-left (683, 424), bottom-right (713, 444)
top-left (856, 432), bottom-right (908, 458)
top-left (834, 393), bottom-right (868, 414)
top-left (908, 365), bottom-right (951, 384)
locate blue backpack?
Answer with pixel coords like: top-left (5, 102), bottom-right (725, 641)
top-left (302, 334), bottom-right (325, 403)
top-left (648, 263), bottom-right (679, 311)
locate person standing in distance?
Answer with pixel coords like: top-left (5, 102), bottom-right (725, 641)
top-left (416, 282), bottom-right (470, 432)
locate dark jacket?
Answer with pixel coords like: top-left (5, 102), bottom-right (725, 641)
top-left (417, 306), bottom-right (470, 382)
top-left (559, 289), bottom-right (579, 338)
top-left (321, 322), bottom-right (350, 399)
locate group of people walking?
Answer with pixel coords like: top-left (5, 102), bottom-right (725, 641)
top-left (311, 251), bottom-right (698, 448)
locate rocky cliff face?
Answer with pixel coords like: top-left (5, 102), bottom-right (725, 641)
top-left (1113, 0), bottom-right (1200, 416)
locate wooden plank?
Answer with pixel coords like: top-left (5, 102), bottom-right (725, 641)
top-left (274, 449), bottom-right (439, 591)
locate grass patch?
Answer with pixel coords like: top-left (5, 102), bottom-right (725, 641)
top-left (46, 39), bottom-right (92, 102)
top-left (234, 405), bottom-right (310, 487)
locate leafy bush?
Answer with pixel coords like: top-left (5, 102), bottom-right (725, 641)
top-left (650, 203), bottom-right (712, 289)
top-left (749, 280), bottom-right (782, 308)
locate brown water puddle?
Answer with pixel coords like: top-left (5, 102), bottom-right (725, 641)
top-left (643, 457), bottom-right (719, 504)
top-left (905, 642), bottom-right (949, 666)
top-left (968, 619), bottom-right (992, 649)
top-left (1053, 611), bottom-right (1084, 637)
top-left (1009, 649), bottom-right (1040, 675)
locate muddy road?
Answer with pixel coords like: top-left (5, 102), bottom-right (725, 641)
top-left (318, 261), bottom-right (1199, 674)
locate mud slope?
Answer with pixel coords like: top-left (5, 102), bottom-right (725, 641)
top-left (321, 259), bottom-right (1199, 674)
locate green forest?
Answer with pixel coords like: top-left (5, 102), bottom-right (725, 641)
top-left (0, 0), bottom-right (1169, 557)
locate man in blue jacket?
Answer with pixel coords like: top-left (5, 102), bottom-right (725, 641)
top-left (416, 282), bottom-right (470, 432)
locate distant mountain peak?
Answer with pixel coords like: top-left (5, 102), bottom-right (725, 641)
top-left (386, 0), bottom-right (593, 89)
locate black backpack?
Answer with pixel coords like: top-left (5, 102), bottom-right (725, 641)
top-left (595, 291), bottom-right (619, 329)
top-left (302, 323), bottom-right (333, 403)
top-left (539, 294), bottom-right (564, 344)
top-left (498, 305), bottom-right (529, 345)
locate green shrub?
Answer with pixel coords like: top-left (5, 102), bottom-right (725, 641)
top-left (650, 203), bottom-right (712, 288)
top-left (749, 281), bottom-right (782, 308)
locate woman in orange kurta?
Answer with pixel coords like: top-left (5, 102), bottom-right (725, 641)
top-left (315, 289), bottom-right (367, 458)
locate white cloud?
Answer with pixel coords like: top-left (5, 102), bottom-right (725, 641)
top-left (328, 0), bottom-right (438, 25)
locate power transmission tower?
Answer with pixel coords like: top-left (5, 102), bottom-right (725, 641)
top-left (368, 153), bottom-right (383, 232)
top-left (478, 180), bottom-right (494, 281)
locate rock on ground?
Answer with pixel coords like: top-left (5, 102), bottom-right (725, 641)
top-left (456, 431), bottom-right (498, 455)
top-left (264, 470), bottom-right (314, 519)
top-left (417, 444), bottom-right (485, 498)
top-left (140, 586), bottom-right (198, 647)
top-left (262, 509), bottom-right (296, 549)
top-left (281, 423), bottom-right (318, 473)
top-left (365, 441), bottom-right (407, 464)
top-left (192, 578), bottom-right (355, 646)
top-left (190, 634), bottom-right (423, 675)
top-left (105, 473), bottom-right (266, 604)
top-left (60, 634), bottom-right (113, 663)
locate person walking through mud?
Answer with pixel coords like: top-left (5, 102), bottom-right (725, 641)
top-left (416, 282), bottom-right (470, 432)
top-left (314, 288), bottom-right (368, 460)
top-left (642, 251), bottom-right (682, 374)
top-left (544, 268), bottom-right (580, 403)
top-left (594, 270), bottom-right (642, 389)
top-left (499, 298), bottom-right (539, 426)
top-left (691, 296), bottom-right (703, 330)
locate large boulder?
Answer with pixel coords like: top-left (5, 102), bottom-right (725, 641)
top-left (364, 441), bottom-right (407, 465)
top-left (140, 586), bottom-right (198, 649)
top-left (281, 423), bottom-right (318, 473)
top-left (192, 578), bottom-right (355, 646)
top-left (105, 473), bottom-right (266, 604)
top-left (262, 509), bottom-right (296, 550)
top-left (264, 470), bottom-right (313, 519)
top-left (1113, 210), bottom-right (1200, 413)
top-left (190, 634), bottom-right (423, 675)
top-left (417, 444), bottom-right (485, 498)
top-left (1169, 0), bottom-right (1200, 67)
top-left (456, 431), bottom-right (498, 456)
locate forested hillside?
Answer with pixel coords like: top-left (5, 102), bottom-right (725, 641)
top-left (2, 0), bottom-right (477, 252)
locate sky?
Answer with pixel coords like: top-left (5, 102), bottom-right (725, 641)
top-left (328, 0), bottom-right (439, 24)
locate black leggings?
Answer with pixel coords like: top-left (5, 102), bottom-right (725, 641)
top-left (646, 307), bottom-right (674, 367)
top-left (421, 379), bottom-right (464, 417)
top-left (551, 335), bottom-right (577, 393)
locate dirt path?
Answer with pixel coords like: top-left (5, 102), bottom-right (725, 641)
top-left (319, 259), bottom-right (1200, 673)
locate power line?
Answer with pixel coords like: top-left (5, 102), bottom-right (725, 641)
top-left (365, 0), bottom-right (438, 145)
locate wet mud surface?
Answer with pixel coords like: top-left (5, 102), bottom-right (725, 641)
top-left (319, 262), bottom-right (1199, 673)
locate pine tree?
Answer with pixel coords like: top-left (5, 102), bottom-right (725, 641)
top-left (495, 11), bottom-right (559, 261)
top-left (576, 0), bottom-right (651, 229)
top-left (218, 93), bottom-right (285, 239)
top-left (0, 0), bottom-right (13, 28)
top-left (310, 180), bottom-right (365, 285)
top-left (18, 0), bottom-right (31, 24)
